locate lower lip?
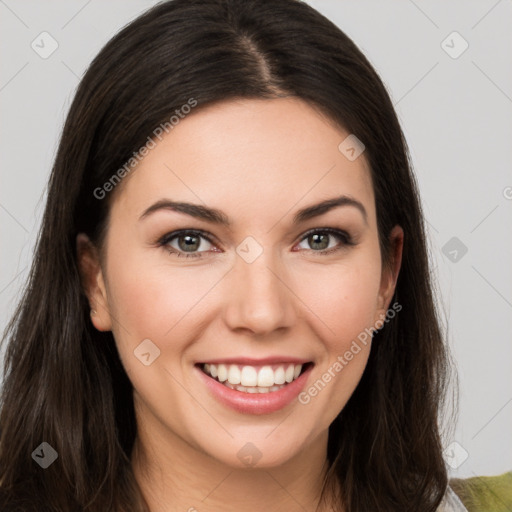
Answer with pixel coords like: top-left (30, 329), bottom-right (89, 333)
top-left (195, 364), bottom-right (313, 415)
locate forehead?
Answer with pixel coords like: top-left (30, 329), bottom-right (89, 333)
top-left (111, 97), bottom-right (375, 227)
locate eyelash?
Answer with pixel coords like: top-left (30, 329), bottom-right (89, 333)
top-left (157, 228), bottom-right (355, 259)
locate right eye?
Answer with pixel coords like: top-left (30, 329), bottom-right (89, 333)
top-left (158, 229), bottom-right (218, 258)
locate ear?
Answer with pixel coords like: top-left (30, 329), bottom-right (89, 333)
top-left (374, 225), bottom-right (403, 320)
top-left (76, 233), bottom-right (112, 332)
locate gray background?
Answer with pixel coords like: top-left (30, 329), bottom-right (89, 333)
top-left (1, 0), bottom-right (511, 481)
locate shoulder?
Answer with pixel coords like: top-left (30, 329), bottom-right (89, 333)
top-left (447, 471), bottom-right (512, 511)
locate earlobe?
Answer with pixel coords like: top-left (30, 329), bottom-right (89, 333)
top-left (76, 233), bottom-right (112, 332)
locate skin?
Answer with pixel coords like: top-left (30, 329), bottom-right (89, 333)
top-left (77, 97), bottom-right (403, 512)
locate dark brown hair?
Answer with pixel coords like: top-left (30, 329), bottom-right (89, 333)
top-left (0, 0), bottom-right (455, 510)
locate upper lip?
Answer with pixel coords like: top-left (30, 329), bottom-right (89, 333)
top-left (197, 356), bottom-right (312, 365)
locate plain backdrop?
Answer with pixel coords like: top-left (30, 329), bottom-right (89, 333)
top-left (0, 0), bottom-right (511, 481)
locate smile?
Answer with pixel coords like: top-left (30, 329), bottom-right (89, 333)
top-left (201, 362), bottom-right (308, 393)
top-left (195, 357), bottom-right (314, 414)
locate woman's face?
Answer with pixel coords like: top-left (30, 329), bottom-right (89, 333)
top-left (79, 97), bottom-right (402, 469)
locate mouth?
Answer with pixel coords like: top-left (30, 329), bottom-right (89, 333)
top-left (197, 361), bottom-right (313, 394)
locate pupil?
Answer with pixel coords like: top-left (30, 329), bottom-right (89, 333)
top-left (179, 234), bottom-right (199, 252)
top-left (310, 233), bottom-right (328, 250)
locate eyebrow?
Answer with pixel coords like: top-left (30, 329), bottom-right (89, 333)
top-left (139, 194), bottom-right (368, 226)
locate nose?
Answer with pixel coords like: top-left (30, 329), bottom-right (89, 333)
top-left (223, 247), bottom-right (297, 336)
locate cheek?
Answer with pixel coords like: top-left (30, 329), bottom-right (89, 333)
top-left (104, 246), bottom-right (227, 382)
top-left (106, 246), bottom-right (214, 337)
top-left (103, 258), bottom-right (199, 402)
top-left (295, 257), bottom-right (378, 398)
top-left (294, 255), bottom-right (382, 345)
top-left (293, 258), bottom-right (381, 424)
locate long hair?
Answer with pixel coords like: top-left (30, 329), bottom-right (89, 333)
top-left (0, 0), bottom-right (454, 510)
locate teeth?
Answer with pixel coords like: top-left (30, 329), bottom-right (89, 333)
top-left (274, 366), bottom-right (285, 385)
top-left (240, 366), bottom-right (258, 387)
top-left (202, 362), bottom-right (304, 392)
top-left (233, 383), bottom-right (284, 393)
top-left (285, 364), bottom-right (294, 383)
top-left (257, 366), bottom-right (274, 387)
top-left (217, 364), bottom-right (228, 382)
top-left (228, 365), bottom-right (241, 385)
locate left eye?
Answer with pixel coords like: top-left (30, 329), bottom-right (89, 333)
top-left (296, 228), bottom-right (352, 253)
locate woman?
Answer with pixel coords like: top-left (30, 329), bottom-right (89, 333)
top-left (0, 0), bottom-right (473, 510)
